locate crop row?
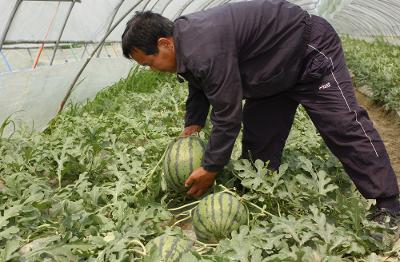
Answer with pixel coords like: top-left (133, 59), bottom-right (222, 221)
top-left (0, 67), bottom-right (399, 261)
top-left (342, 37), bottom-right (400, 111)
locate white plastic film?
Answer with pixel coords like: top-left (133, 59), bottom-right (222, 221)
top-left (0, 57), bottom-right (132, 136)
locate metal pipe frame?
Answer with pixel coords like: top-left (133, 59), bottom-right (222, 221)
top-left (97, 0), bottom-right (125, 58)
top-left (49, 0), bottom-right (77, 65)
top-left (0, 50), bottom-right (13, 72)
top-left (58, 0), bottom-right (148, 113)
top-left (4, 40), bottom-right (120, 45)
top-left (80, 43), bottom-right (88, 59)
top-left (24, 0), bottom-right (80, 2)
top-left (149, 0), bottom-right (162, 12)
top-left (0, 0), bottom-right (23, 51)
top-left (160, 0), bottom-right (175, 16)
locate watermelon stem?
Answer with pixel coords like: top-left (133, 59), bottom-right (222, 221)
top-left (132, 145), bottom-right (170, 200)
top-left (168, 201), bottom-right (200, 212)
top-left (194, 240), bottom-right (219, 254)
top-left (195, 240), bottom-right (219, 247)
top-left (196, 245), bottom-right (216, 254)
top-left (219, 185), bottom-right (274, 217)
top-left (171, 215), bottom-right (192, 227)
top-left (277, 202), bottom-right (282, 217)
top-left (244, 202), bottom-right (250, 227)
top-left (127, 239), bottom-right (147, 256)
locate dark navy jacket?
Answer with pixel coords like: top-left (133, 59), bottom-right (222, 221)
top-left (173, 0), bottom-right (312, 172)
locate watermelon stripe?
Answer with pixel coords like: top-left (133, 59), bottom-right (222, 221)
top-left (194, 207), bottom-right (212, 237)
top-left (189, 136), bottom-right (194, 174)
top-left (164, 145), bottom-right (172, 177)
top-left (175, 241), bottom-right (192, 261)
top-left (192, 224), bottom-right (210, 242)
top-left (223, 193), bottom-right (234, 233)
top-left (165, 143), bottom-right (176, 187)
top-left (211, 193), bottom-right (218, 237)
top-left (166, 236), bottom-right (179, 260)
top-left (194, 205), bottom-right (214, 236)
top-left (168, 142), bottom-right (179, 189)
top-left (164, 146), bottom-right (180, 191)
top-left (169, 140), bottom-right (179, 185)
top-left (173, 138), bottom-right (184, 187)
top-left (231, 197), bottom-right (242, 232)
top-left (204, 196), bottom-right (213, 234)
top-left (218, 192), bottom-right (224, 236)
top-left (158, 235), bottom-right (165, 257)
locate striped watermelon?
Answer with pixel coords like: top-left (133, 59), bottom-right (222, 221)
top-left (145, 234), bottom-right (193, 261)
top-left (192, 192), bottom-right (248, 243)
top-left (163, 136), bottom-right (205, 192)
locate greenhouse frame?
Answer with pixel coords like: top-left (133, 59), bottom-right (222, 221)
top-left (1, 0), bottom-right (400, 261)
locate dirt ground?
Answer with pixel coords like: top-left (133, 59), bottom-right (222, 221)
top-left (355, 91), bottom-right (400, 181)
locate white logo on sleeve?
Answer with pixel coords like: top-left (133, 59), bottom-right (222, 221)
top-left (319, 82), bottom-right (331, 90)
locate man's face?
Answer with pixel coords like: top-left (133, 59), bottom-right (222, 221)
top-left (130, 37), bottom-right (177, 73)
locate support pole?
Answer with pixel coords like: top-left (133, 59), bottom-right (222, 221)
top-left (160, 0), bottom-right (174, 15)
top-left (0, 0), bottom-right (22, 51)
top-left (80, 43), bottom-right (88, 59)
top-left (50, 0), bottom-right (76, 65)
top-left (172, 0), bottom-right (195, 20)
top-left (97, 0), bottom-right (125, 58)
top-left (58, 0), bottom-right (148, 113)
top-left (0, 50), bottom-right (13, 72)
top-left (149, 0), bottom-right (161, 12)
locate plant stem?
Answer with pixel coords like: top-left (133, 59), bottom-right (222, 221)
top-left (168, 201), bottom-right (200, 212)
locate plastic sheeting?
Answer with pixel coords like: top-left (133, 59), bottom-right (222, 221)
top-left (318, 0), bottom-right (400, 39)
top-left (0, 57), bottom-right (133, 137)
top-left (1, 0), bottom-right (400, 45)
top-left (0, 43), bottom-right (122, 73)
top-left (1, 0), bottom-right (400, 48)
top-left (0, 0), bottom-right (319, 45)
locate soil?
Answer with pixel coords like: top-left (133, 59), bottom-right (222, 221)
top-left (355, 91), bottom-right (400, 181)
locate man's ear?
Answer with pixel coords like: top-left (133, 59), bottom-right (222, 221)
top-left (158, 37), bottom-right (174, 50)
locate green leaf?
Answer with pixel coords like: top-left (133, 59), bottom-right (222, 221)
top-left (0, 226), bottom-right (19, 240)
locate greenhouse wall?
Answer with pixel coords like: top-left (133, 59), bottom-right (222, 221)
top-left (0, 57), bottom-right (132, 137)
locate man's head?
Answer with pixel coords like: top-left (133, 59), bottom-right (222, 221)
top-left (122, 11), bottom-right (176, 73)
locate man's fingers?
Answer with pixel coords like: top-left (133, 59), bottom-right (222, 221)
top-left (194, 190), bottom-right (204, 198)
top-left (186, 185), bottom-right (198, 196)
top-left (185, 176), bottom-right (194, 188)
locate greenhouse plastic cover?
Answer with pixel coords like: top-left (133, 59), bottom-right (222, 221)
top-left (1, 0), bottom-right (400, 137)
top-left (0, 0), bottom-right (318, 44)
top-left (1, 0), bottom-right (400, 44)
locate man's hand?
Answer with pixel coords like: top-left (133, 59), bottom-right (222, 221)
top-left (181, 125), bottom-right (203, 137)
top-left (185, 167), bottom-right (217, 198)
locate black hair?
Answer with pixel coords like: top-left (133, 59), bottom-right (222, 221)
top-left (122, 11), bottom-right (174, 59)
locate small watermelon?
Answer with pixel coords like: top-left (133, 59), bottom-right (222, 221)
top-left (163, 136), bottom-right (205, 192)
top-left (145, 234), bottom-right (193, 261)
top-left (192, 192), bottom-right (248, 243)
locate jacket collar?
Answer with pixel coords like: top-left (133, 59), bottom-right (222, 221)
top-left (173, 20), bottom-right (187, 75)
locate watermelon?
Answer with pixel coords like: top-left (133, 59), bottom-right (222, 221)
top-left (145, 234), bottom-right (193, 261)
top-left (192, 192), bottom-right (248, 243)
top-left (163, 136), bottom-right (205, 192)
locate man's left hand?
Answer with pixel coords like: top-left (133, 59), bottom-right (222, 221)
top-left (185, 167), bottom-right (217, 198)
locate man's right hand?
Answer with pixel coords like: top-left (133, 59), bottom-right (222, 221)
top-left (181, 125), bottom-right (203, 137)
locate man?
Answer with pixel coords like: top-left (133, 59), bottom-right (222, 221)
top-left (121, 0), bottom-right (400, 224)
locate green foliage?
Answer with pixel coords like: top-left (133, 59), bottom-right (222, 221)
top-left (342, 37), bottom-right (400, 111)
top-left (0, 68), bottom-right (399, 261)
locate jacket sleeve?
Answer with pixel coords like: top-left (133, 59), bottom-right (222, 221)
top-left (184, 82), bottom-right (210, 127)
top-left (196, 53), bottom-right (243, 172)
